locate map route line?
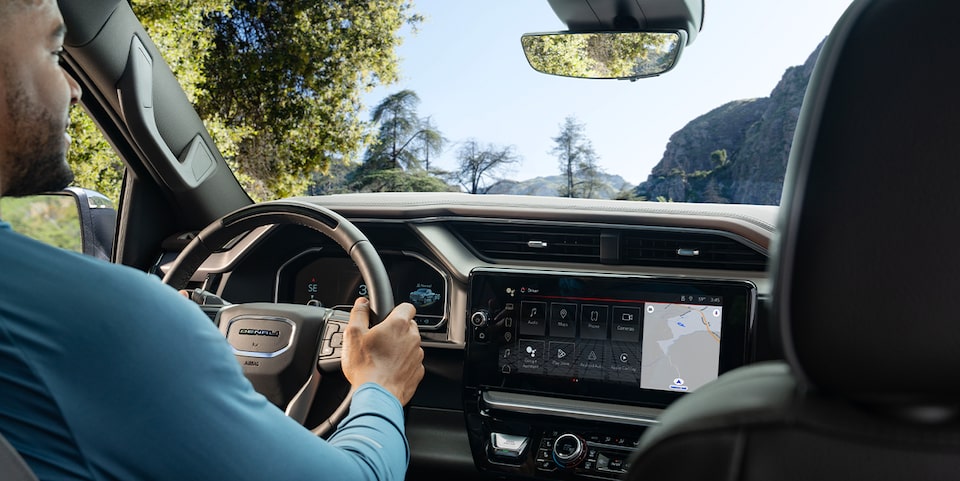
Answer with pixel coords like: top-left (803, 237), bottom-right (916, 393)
top-left (697, 310), bottom-right (721, 343)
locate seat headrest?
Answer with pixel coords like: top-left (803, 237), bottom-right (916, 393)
top-left (774, 0), bottom-right (960, 403)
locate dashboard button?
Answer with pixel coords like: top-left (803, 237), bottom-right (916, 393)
top-left (549, 302), bottom-right (577, 337)
top-left (579, 304), bottom-right (609, 340)
top-left (518, 301), bottom-right (547, 336)
top-left (473, 328), bottom-right (489, 343)
top-left (415, 316), bottom-right (442, 327)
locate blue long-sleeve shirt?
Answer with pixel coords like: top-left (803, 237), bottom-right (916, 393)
top-left (0, 221), bottom-right (409, 480)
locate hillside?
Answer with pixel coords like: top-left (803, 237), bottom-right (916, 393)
top-left (487, 173), bottom-right (634, 199)
top-left (635, 40), bottom-right (825, 205)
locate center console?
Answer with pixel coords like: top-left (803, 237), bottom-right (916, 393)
top-left (463, 268), bottom-right (756, 479)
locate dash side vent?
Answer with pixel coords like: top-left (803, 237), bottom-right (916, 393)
top-left (620, 230), bottom-right (767, 270)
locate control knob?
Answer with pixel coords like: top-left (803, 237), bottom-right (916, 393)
top-left (470, 309), bottom-right (489, 327)
top-left (552, 433), bottom-right (587, 468)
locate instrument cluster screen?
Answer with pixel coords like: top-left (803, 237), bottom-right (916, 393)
top-left (279, 252), bottom-right (447, 328)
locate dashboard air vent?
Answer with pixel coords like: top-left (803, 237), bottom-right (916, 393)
top-left (620, 230), bottom-right (767, 271)
top-left (450, 222), bottom-right (767, 271)
top-left (450, 223), bottom-right (601, 263)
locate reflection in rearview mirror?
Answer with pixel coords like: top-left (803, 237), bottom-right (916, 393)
top-left (521, 31), bottom-right (684, 80)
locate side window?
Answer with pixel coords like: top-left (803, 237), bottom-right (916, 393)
top-left (0, 195), bottom-right (83, 253)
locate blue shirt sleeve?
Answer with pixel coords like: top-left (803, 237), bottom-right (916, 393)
top-left (0, 225), bottom-right (409, 481)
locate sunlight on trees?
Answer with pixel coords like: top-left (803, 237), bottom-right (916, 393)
top-left (66, 0), bottom-right (421, 201)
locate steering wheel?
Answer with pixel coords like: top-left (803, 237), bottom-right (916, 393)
top-left (161, 199), bottom-right (394, 437)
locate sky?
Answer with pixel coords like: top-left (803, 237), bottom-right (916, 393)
top-left (362, 0), bottom-right (856, 187)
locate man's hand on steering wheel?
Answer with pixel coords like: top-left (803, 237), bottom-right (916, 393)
top-left (342, 298), bottom-right (424, 406)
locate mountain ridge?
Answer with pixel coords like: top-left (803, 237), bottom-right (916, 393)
top-left (489, 40), bottom-right (824, 203)
top-left (635, 40), bottom-right (825, 204)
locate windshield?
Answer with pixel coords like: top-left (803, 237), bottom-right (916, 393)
top-left (66, 0), bottom-right (854, 206)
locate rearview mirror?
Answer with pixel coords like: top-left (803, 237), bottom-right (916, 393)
top-left (520, 31), bottom-right (685, 80)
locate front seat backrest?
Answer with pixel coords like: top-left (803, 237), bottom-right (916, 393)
top-left (0, 433), bottom-right (39, 481)
top-left (624, 0), bottom-right (960, 479)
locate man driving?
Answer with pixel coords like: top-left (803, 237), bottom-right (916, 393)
top-left (0, 1), bottom-right (424, 479)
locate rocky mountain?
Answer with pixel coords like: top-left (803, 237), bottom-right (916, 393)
top-left (635, 40), bottom-right (825, 205)
top-left (487, 173), bottom-right (634, 199)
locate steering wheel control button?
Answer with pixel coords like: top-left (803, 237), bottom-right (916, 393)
top-left (225, 316), bottom-right (295, 357)
top-left (322, 322), bottom-right (340, 339)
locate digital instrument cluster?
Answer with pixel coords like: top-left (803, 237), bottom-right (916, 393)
top-left (276, 251), bottom-right (447, 329)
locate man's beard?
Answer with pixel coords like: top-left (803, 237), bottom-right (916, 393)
top-left (3, 81), bottom-right (74, 197)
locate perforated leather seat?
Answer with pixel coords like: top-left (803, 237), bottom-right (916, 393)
top-left (624, 0), bottom-right (960, 479)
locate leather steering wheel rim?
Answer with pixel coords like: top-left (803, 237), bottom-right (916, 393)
top-left (161, 199), bottom-right (395, 436)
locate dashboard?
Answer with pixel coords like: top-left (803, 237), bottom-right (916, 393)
top-left (165, 192), bottom-right (776, 481)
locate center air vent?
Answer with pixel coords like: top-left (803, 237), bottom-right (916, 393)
top-left (450, 223), bottom-right (601, 263)
top-left (450, 221), bottom-right (768, 271)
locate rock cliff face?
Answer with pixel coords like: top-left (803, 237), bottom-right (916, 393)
top-left (636, 41), bottom-right (824, 205)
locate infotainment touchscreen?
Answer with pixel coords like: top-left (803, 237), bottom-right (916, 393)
top-left (464, 269), bottom-right (754, 406)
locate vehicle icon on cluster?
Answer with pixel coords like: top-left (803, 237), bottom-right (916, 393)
top-left (409, 287), bottom-right (441, 308)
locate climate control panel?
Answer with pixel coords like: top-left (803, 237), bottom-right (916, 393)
top-left (471, 403), bottom-right (647, 481)
top-left (533, 430), bottom-right (638, 477)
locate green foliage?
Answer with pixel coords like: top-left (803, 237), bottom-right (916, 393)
top-left (0, 196), bottom-right (82, 252)
top-left (66, 110), bottom-right (124, 203)
top-left (309, 159), bottom-right (361, 195)
top-left (614, 188), bottom-right (644, 201)
top-left (352, 89), bottom-right (451, 192)
top-left (522, 31), bottom-right (678, 79)
top-left (66, 0), bottom-right (421, 202)
top-left (710, 149), bottom-right (729, 167)
top-left (365, 90), bottom-right (438, 171)
top-left (349, 168), bottom-right (452, 193)
top-left (417, 116), bottom-right (445, 172)
top-left (200, 1), bottom-right (422, 199)
top-left (552, 115), bottom-right (605, 198)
